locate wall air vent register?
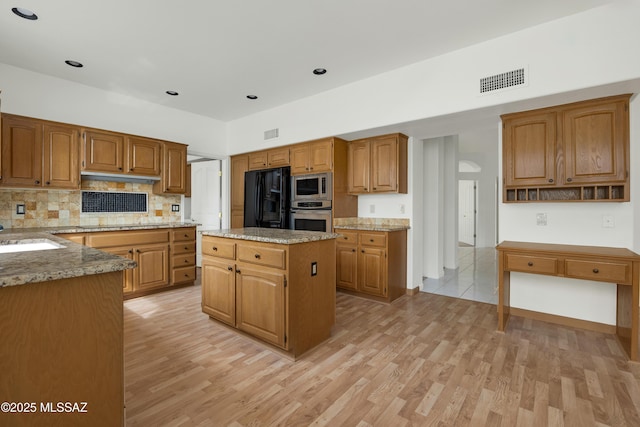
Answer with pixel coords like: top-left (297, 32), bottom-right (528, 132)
top-left (480, 68), bottom-right (526, 94)
top-left (82, 191), bottom-right (147, 213)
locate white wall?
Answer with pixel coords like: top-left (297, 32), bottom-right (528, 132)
top-left (0, 63), bottom-right (227, 158)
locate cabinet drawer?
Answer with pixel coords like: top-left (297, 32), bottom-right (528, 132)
top-left (172, 266), bottom-right (197, 284)
top-left (87, 229), bottom-right (169, 248)
top-left (173, 242), bottom-right (196, 254)
top-left (359, 232), bottom-right (386, 248)
top-left (172, 253), bottom-right (195, 267)
top-left (202, 237), bottom-right (235, 259)
top-left (505, 254), bottom-right (558, 275)
top-left (336, 230), bottom-right (357, 244)
top-left (238, 244), bottom-right (286, 269)
top-left (171, 227), bottom-right (196, 242)
top-left (565, 259), bottom-right (631, 284)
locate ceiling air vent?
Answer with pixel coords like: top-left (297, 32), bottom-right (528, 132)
top-left (264, 128), bottom-right (279, 140)
top-left (480, 68), bottom-right (526, 94)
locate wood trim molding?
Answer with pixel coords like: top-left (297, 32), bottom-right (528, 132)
top-left (406, 286), bottom-right (420, 296)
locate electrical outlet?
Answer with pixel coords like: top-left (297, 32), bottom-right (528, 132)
top-left (400, 204), bottom-right (405, 214)
top-left (16, 204), bottom-right (25, 215)
top-left (311, 262), bottom-right (317, 276)
top-left (536, 213), bottom-right (547, 226)
top-left (369, 204), bottom-right (375, 214)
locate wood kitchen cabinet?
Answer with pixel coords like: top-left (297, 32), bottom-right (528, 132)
top-left (1, 114), bottom-right (80, 189)
top-left (248, 147), bottom-right (290, 170)
top-left (347, 133), bottom-right (408, 194)
top-left (154, 141), bottom-right (187, 194)
top-left (231, 154), bottom-right (249, 228)
top-left (201, 233), bottom-right (336, 358)
top-left (335, 228), bottom-right (407, 303)
top-left (126, 135), bottom-right (162, 176)
top-left (170, 227), bottom-right (197, 285)
top-left (502, 94), bottom-right (630, 202)
top-left (290, 138), bottom-right (333, 175)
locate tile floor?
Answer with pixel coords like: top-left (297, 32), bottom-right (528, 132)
top-left (422, 246), bottom-right (498, 304)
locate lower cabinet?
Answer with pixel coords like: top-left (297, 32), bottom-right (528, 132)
top-left (201, 234), bottom-right (336, 358)
top-left (170, 227), bottom-right (197, 285)
top-left (335, 228), bottom-right (407, 303)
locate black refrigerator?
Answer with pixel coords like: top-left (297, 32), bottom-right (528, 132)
top-left (243, 167), bottom-right (290, 228)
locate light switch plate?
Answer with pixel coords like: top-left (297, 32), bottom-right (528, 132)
top-left (536, 213), bottom-right (547, 226)
top-left (602, 214), bottom-right (615, 228)
top-left (171, 204), bottom-right (180, 212)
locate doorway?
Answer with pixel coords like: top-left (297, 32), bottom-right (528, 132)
top-left (458, 179), bottom-right (477, 247)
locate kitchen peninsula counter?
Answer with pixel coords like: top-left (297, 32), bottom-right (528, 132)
top-left (201, 227), bottom-right (337, 359)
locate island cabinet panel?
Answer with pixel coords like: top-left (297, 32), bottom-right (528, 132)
top-left (0, 272), bottom-right (124, 427)
top-left (202, 234), bottom-right (336, 359)
top-left (335, 228), bottom-right (407, 303)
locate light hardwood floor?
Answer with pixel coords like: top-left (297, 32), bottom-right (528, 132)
top-left (124, 272), bottom-right (640, 426)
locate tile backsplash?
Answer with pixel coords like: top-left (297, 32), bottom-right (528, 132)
top-left (0, 180), bottom-right (181, 228)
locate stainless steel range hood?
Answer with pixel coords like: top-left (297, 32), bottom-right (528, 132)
top-left (80, 171), bottom-right (161, 185)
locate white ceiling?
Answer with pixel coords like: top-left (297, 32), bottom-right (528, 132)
top-left (0, 1), bottom-right (615, 123)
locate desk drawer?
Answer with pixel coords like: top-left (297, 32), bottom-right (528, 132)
top-left (565, 259), bottom-right (631, 284)
top-left (202, 237), bottom-right (235, 259)
top-left (238, 244), bottom-right (286, 269)
top-left (505, 254), bottom-right (558, 275)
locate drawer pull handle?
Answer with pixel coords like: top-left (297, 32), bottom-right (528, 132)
top-left (527, 262), bottom-right (533, 266)
top-left (184, 259), bottom-right (189, 263)
top-left (212, 247), bottom-right (218, 251)
top-left (255, 254), bottom-right (261, 259)
top-left (370, 239), bottom-right (374, 242)
top-left (344, 236), bottom-right (348, 240)
top-left (361, 250), bottom-right (365, 253)
top-left (236, 269), bottom-right (241, 274)
top-left (352, 249), bottom-right (355, 252)
top-left (184, 246), bottom-right (189, 250)
top-left (593, 268), bottom-right (599, 274)
top-left (227, 266), bottom-right (233, 271)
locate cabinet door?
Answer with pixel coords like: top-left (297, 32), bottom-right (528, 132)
top-left (231, 155), bottom-right (249, 212)
top-left (248, 151), bottom-right (268, 170)
top-left (126, 136), bottom-right (161, 176)
top-left (43, 123), bottom-right (80, 189)
top-left (371, 136), bottom-right (398, 192)
top-left (1, 115), bottom-right (43, 187)
top-left (309, 139), bottom-right (332, 172)
top-left (503, 112), bottom-right (556, 187)
top-left (134, 244), bottom-right (169, 291)
top-left (290, 144), bottom-right (310, 175)
top-left (201, 258), bottom-right (236, 326)
top-left (161, 142), bottom-right (187, 193)
top-left (347, 140), bottom-right (370, 193)
top-left (102, 246), bottom-right (135, 294)
top-left (358, 247), bottom-right (387, 297)
top-left (236, 265), bottom-right (286, 348)
top-left (563, 99), bottom-right (627, 184)
top-left (336, 244), bottom-right (357, 290)
top-left (83, 130), bottom-right (124, 173)
top-left (268, 148), bottom-right (290, 167)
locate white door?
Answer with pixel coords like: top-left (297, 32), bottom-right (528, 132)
top-left (458, 180), bottom-right (476, 246)
top-left (190, 160), bottom-right (222, 266)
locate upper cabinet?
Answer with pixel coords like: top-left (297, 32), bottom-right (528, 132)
top-left (82, 131), bottom-right (161, 177)
top-left (153, 141), bottom-right (187, 194)
top-left (347, 133), bottom-right (408, 194)
top-left (1, 114), bottom-right (80, 189)
top-left (502, 94), bottom-right (630, 202)
top-left (248, 147), bottom-right (290, 171)
top-left (290, 138), bottom-right (333, 175)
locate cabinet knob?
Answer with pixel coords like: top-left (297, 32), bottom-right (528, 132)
top-left (527, 262), bottom-right (533, 266)
top-left (567, 177), bottom-right (573, 182)
top-left (343, 236), bottom-right (348, 240)
top-left (373, 187), bottom-right (376, 190)
top-left (227, 266), bottom-right (233, 271)
top-left (361, 250), bottom-right (365, 253)
top-left (35, 180), bottom-right (40, 184)
top-left (548, 179), bottom-right (554, 183)
top-left (184, 259), bottom-right (189, 263)
top-left (370, 239), bottom-right (374, 242)
top-left (593, 268), bottom-right (599, 274)
top-left (136, 249), bottom-right (141, 253)
top-left (45, 181), bottom-right (50, 185)
top-left (236, 269), bottom-right (241, 274)
top-left (118, 167), bottom-right (123, 171)
top-left (128, 250), bottom-right (133, 254)
top-left (212, 247), bottom-right (218, 251)
top-left (255, 253), bottom-right (261, 259)
top-left (364, 188), bottom-right (368, 191)
top-left (352, 249), bottom-right (355, 252)
top-left (184, 246), bottom-right (189, 250)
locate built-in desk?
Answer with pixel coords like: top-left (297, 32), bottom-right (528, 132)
top-left (496, 241), bottom-right (640, 361)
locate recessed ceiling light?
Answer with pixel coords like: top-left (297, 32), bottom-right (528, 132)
top-left (65, 60), bottom-right (83, 68)
top-left (166, 90), bottom-right (179, 96)
top-left (313, 68), bottom-right (327, 75)
top-left (247, 95), bottom-right (258, 100)
top-left (11, 7), bottom-right (38, 20)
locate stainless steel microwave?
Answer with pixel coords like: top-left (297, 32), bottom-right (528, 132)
top-left (291, 172), bottom-right (332, 202)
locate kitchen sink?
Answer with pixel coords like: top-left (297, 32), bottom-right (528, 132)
top-left (0, 239), bottom-right (66, 254)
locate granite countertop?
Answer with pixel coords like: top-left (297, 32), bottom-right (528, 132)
top-left (332, 218), bottom-right (410, 232)
top-left (202, 227), bottom-right (339, 244)
top-left (4, 222), bottom-right (199, 234)
top-left (0, 232), bottom-right (137, 288)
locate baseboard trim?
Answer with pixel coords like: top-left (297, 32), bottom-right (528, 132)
top-left (406, 286), bottom-right (420, 296)
top-left (510, 307), bottom-right (616, 334)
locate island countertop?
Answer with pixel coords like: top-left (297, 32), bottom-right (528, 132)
top-left (0, 232), bottom-right (137, 288)
top-left (202, 227), bottom-right (339, 244)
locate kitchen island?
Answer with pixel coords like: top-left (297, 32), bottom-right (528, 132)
top-left (0, 231), bottom-right (136, 427)
top-left (201, 227), bottom-right (338, 359)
